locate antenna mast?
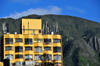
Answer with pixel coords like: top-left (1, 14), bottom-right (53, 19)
top-left (2, 21), bottom-right (7, 34)
top-left (28, 21), bottom-right (29, 34)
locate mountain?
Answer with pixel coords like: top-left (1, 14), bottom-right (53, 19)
top-left (0, 14), bottom-right (100, 66)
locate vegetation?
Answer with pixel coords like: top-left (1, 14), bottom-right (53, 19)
top-left (0, 14), bottom-right (100, 66)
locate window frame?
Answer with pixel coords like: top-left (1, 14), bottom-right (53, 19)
top-left (53, 47), bottom-right (61, 52)
top-left (5, 38), bottom-right (13, 44)
top-left (44, 54), bottom-right (52, 60)
top-left (15, 38), bottom-right (23, 43)
top-left (15, 54), bottom-right (23, 59)
top-left (44, 39), bottom-right (51, 45)
top-left (35, 55), bottom-right (42, 61)
top-left (53, 55), bottom-right (61, 60)
top-left (53, 39), bottom-right (61, 43)
top-left (34, 46), bottom-right (42, 52)
top-left (5, 54), bottom-right (13, 59)
top-left (25, 38), bottom-right (32, 44)
top-left (25, 54), bottom-right (33, 60)
top-left (39, 30), bottom-right (41, 34)
top-left (44, 47), bottom-right (51, 51)
top-left (34, 39), bottom-right (43, 43)
top-left (15, 46), bottom-right (23, 52)
top-left (5, 46), bottom-right (13, 51)
top-left (25, 47), bottom-right (32, 51)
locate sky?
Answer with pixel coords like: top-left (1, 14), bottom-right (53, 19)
top-left (0, 0), bottom-right (100, 23)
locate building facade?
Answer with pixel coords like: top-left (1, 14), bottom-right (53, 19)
top-left (1, 19), bottom-right (63, 66)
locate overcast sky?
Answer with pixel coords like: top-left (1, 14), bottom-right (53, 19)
top-left (0, 0), bottom-right (100, 23)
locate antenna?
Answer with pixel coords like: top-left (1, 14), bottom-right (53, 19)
top-left (6, 22), bottom-right (9, 32)
top-left (53, 23), bottom-right (56, 34)
top-left (56, 21), bottom-right (58, 34)
top-left (47, 27), bottom-right (49, 34)
top-left (2, 21), bottom-right (7, 34)
top-left (49, 26), bottom-right (52, 33)
top-left (42, 24), bottom-right (44, 34)
top-left (28, 21), bottom-right (29, 34)
top-left (46, 21), bottom-right (48, 34)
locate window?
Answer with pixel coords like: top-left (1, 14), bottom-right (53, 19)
top-left (5, 38), bottom-right (13, 44)
top-left (15, 55), bottom-right (23, 58)
top-left (35, 55), bottom-right (42, 60)
top-left (44, 47), bottom-right (51, 51)
top-left (15, 46), bottom-right (23, 52)
top-left (44, 39), bottom-right (51, 44)
top-left (5, 54), bottom-right (13, 59)
top-left (15, 38), bottom-right (23, 42)
top-left (53, 47), bottom-right (61, 52)
top-left (34, 39), bottom-right (42, 43)
top-left (44, 54), bottom-right (52, 60)
top-left (25, 47), bottom-right (32, 50)
top-left (25, 38), bottom-right (32, 44)
top-left (25, 55), bottom-right (33, 60)
top-left (5, 46), bottom-right (13, 50)
top-left (54, 55), bottom-right (61, 60)
top-left (35, 47), bottom-right (42, 52)
top-left (53, 39), bottom-right (60, 43)
top-left (39, 30), bottom-right (41, 34)
top-left (34, 39), bottom-right (38, 43)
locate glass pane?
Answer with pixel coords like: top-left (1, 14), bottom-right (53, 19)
top-left (5, 54), bottom-right (13, 59)
top-left (38, 39), bottom-right (42, 42)
top-left (5, 38), bottom-right (13, 44)
top-left (34, 39), bottom-right (38, 43)
top-left (39, 30), bottom-right (41, 34)
top-left (35, 55), bottom-right (42, 60)
top-left (15, 55), bottom-right (23, 58)
top-left (44, 47), bottom-right (51, 51)
top-left (54, 55), bottom-right (61, 60)
top-left (29, 39), bottom-right (32, 44)
top-left (53, 39), bottom-right (60, 43)
top-left (5, 46), bottom-right (13, 50)
top-left (34, 39), bottom-right (42, 43)
top-left (25, 55), bottom-right (28, 59)
top-left (15, 46), bottom-right (23, 52)
top-left (25, 39), bottom-right (32, 44)
top-left (53, 47), bottom-right (61, 52)
top-left (25, 55), bottom-right (33, 60)
top-left (15, 38), bottom-right (23, 42)
top-left (25, 47), bottom-right (32, 50)
top-left (35, 47), bottom-right (42, 52)
top-left (44, 39), bottom-right (51, 44)
top-left (29, 55), bottom-right (33, 58)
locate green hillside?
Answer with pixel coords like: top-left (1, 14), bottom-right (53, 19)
top-left (0, 15), bottom-right (100, 66)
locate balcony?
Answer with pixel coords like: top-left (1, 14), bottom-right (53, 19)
top-left (15, 43), bottom-right (23, 46)
top-left (15, 58), bottom-right (24, 62)
top-left (34, 43), bottom-right (43, 46)
top-left (5, 44), bottom-right (14, 46)
top-left (43, 51), bottom-right (53, 54)
top-left (53, 43), bottom-right (61, 47)
top-left (54, 60), bottom-right (62, 63)
top-left (52, 35), bottom-right (61, 39)
top-left (24, 51), bottom-right (33, 54)
top-left (5, 51), bottom-right (14, 54)
top-left (53, 53), bottom-right (61, 55)
top-left (24, 44), bottom-right (33, 47)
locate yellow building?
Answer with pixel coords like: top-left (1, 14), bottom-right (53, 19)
top-left (1, 19), bottom-right (63, 66)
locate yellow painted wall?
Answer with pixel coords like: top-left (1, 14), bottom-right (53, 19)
top-left (3, 34), bottom-right (63, 65)
top-left (22, 19), bottom-right (42, 35)
top-left (0, 62), bottom-right (3, 66)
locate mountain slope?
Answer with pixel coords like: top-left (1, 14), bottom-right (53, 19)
top-left (0, 15), bottom-right (100, 66)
